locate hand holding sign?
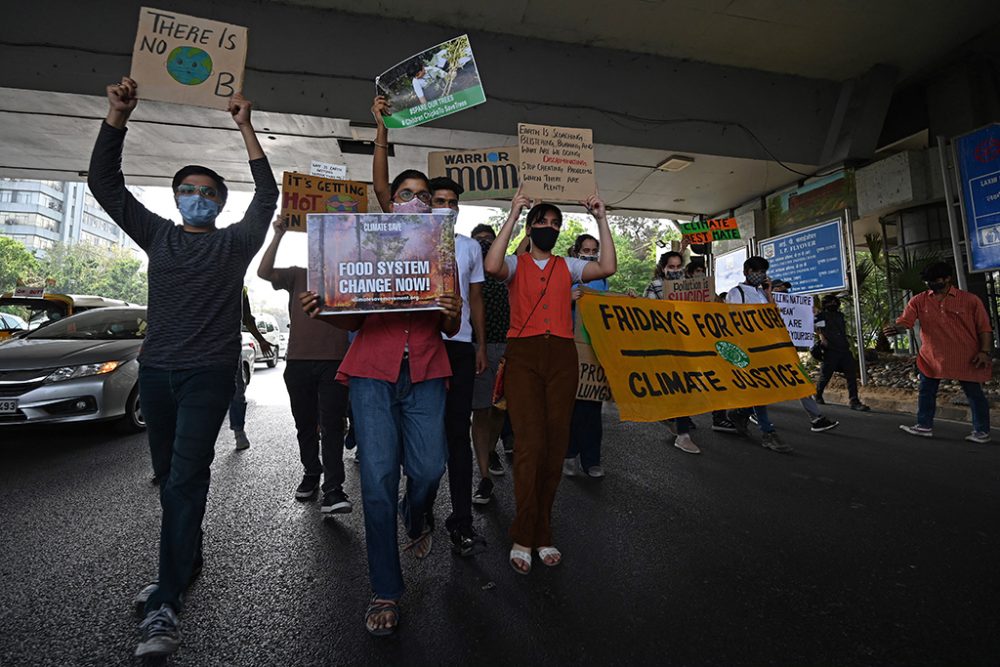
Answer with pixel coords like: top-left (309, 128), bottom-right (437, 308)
top-left (105, 77), bottom-right (139, 129)
top-left (509, 186), bottom-right (533, 221)
top-left (582, 193), bottom-right (606, 220)
top-left (371, 95), bottom-right (391, 129)
top-left (228, 93), bottom-right (252, 127)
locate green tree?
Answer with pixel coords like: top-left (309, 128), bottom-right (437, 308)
top-left (39, 243), bottom-right (148, 304)
top-left (0, 236), bottom-right (40, 292)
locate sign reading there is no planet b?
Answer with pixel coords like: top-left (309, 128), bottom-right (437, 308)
top-left (130, 7), bottom-right (248, 110)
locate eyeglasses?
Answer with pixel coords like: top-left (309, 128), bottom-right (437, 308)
top-left (396, 189), bottom-right (432, 204)
top-left (177, 184), bottom-right (219, 198)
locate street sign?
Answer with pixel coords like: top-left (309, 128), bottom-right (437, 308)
top-left (954, 123), bottom-right (1000, 272)
top-left (758, 218), bottom-right (847, 295)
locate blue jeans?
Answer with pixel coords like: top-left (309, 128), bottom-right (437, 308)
top-left (800, 396), bottom-right (822, 420)
top-left (229, 364), bottom-right (247, 431)
top-left (349, 362), bottom-right (447, 600)
top-left (917, 372), bottom-right (990, 433)
top-left (139, 364), bottom-right (236, 612)
top-left (733, 406), bottom-right (775, 433)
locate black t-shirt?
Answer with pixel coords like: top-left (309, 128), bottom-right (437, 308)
top-left (816, 309), bottom-right (849, 350)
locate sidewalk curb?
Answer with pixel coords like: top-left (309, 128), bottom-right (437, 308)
top-left (821, 389), bottom-right (1000, 427)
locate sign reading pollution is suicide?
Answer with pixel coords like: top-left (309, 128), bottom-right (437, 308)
top-left (130, 7), bottom-right (247, 109)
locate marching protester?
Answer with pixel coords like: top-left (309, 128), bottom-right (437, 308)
top-left (815, 294), bottom-right (871, 411)
top-left (89, 77), bottom-right (278, 658)
top-left (484, 188), bottom-right (617, 574)
top-left (230, 288), bottom-right (273, 451)
top-left (301, 168), bottom-right (464, 636)
top-left (565, 233), bottom-right (610, 477)
top-left (725, 256), bottom-right (793, 453)
top-left (883, 262), bottom-right (993, 442)
top-left (257, 216), bottom-right (353, 512)
top-left (469, 223), bottom-right (512, 504)
top-left (372, 95), bottom-right (490, 556)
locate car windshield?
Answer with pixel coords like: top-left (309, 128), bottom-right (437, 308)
top-left (25, 309), bottom-right (147, 340)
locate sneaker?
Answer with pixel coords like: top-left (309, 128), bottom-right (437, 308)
top-left (727, 410), bottom-right (750, 437)
top-left (673, 433), bottom-right (701, 454)
top-left (749, 413), bottom-right (759, 426)
top-left (135, 604), bottom-right (180, 658)
top-left (900, 424), bottom-right (933, 438)
top-left (585, 465), bottom-right (605, 478)
top-left (850, 401), bottom-right (871, 412)
top-left (321, 489), bottom-right (353, 514)
top-left (562, 457), bottom-right (581, 477)
top-left (810, 416), bottom-right (839, 432)
top-left (234, 430), bottom-right (250, 450)
top-left (472, 478), bottom-right (494, 505)
top-left (450, 527), bottom-right (487, 557)
top-left (712, 418), bottom-right (738, 433)
top-left (488, 451), bottom-right (505, 476)
top-left (132, 562), bottom-right (203, 618)
top-left (761, 432), bottom-right (793, 453)
top-left (295, 475), bottom-right (320, 500)
top-left (814, 395), bottom-right (826, 405)
top-left (502, 434), bottom-right (515, 457)
top-left (965, 431), bottom-right (991, 444)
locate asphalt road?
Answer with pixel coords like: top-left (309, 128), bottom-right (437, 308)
top-left (1, 361), bottom-right (998, 667)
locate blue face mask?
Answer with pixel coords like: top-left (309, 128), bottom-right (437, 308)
top-left (177, 194), bottom-right (220, 227)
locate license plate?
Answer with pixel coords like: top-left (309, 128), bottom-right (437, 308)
top-left (0, 398), bottom-right (17, 414)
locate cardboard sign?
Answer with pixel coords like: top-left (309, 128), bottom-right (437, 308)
top-left (576, 341), bottom-right (613, 402)
top-left (130, 7), bottom-right (247, 110)
top-left (578, 292), bottom-right (814, 422)
top-left (427, 146), bottom-right (519, 200)
top-left (375, 35), bottom-right (486, 129)
top-left (307, 213), bottom-right (456, 314)
top-left (679, 218), bottom-right (741, 244)
top-left (309, 161), bottom-right (347, 180)
top-left (518, 124), bottom-right (596, 202)
top-left (281, 172), bottom-right (369, 232)
top-left (772, 292), bottom-right (815, 348)
top-left (660, 275), bottom-right (714, 302)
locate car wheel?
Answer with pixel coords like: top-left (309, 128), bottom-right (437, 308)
top-left (119, 384), bottom-right (146, 433)
top-left (266, 346), bottom-right (279, 368)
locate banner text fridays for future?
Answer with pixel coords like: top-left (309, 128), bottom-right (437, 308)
top-left (578, 292), bottom-right (815, 422)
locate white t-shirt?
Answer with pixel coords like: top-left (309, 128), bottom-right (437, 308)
top-left (503, 255), bottom-right (588, 285)
top-left (725, 283), bottom-right (769, 305)
top-left (445, 234), bottom-right (485, 343)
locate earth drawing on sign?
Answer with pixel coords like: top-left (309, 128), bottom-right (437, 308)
top-left (166, 47), bottom-right (213, 86)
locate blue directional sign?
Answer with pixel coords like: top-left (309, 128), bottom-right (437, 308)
top-left (954, 123), bottom-right (1000, 272)
top-left (757, 218), bottom-right (847, 295)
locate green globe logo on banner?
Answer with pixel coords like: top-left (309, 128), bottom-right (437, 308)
top-left (715, 341), bottom-right (750, 368)
top-left (166, 47), bottom-right (213, 86)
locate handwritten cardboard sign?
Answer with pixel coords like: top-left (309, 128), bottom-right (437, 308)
top-left (281, 172), bottom-right (369, 232)
top-left (772, 292), bottom-right (815, 348)
top-left (660, 275), bottom-right (715, 302)
top-left (309, 161), bottom-right (347, 180)
top-left (518, 124), bottom-right (596, 202)
top-left (130, 7), bottom-right (247, 110)
top-left (679, 218), bottom-right (741, 244)
top-left (427, 146), bottom-right (519, 200)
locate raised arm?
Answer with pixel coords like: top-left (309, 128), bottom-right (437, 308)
top-left (580, 194), bottom-right (617, 282)
top-left (257, 217), bottom-right (288, 282)
top-left (230, 94), bottom-right (279, 252)
top-left (485, 188), bottom-right (532, 281)
top-left (372, 96), bottom-right (392, 212)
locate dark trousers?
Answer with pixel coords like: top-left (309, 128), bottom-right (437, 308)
top-left (567, 399), bottom-right (603, 470)
top-left (283, 360), bottom-right (349, 493)
top-left (139, 364), bottom-right (235, 613)
top-left (425, 340), bottom-right (476, 533)
top-left (505, 335), bottom-right (578, 548)
top-left (816, 348), bottom-right (859, 401)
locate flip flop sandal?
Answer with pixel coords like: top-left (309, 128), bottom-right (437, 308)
top-left (537, 547), bottom-right (562, 567)
top-left (365, 597), bottom-right (400, 637)
top-left (509, 547), bottom-right (532, 575)
top-left (402, 526), bottom-right (433, 560)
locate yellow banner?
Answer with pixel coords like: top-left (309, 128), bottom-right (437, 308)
top-left (578, 292), bottom-right (815, 422)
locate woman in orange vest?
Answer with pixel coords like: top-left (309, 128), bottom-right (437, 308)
top-left (484, 187), bottom-right (617, 574)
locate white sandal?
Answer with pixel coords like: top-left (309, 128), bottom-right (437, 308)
top-left (509, 546), bottom-right (532, 575)
top-left (537, 546), bottom-right (562, 567)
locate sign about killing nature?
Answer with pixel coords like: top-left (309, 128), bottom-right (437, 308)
top-left (772, 292), bottom-right (815, 348)
top-left (679, 218), bottom-right (741, 244)
top-left (307, 213), bottom-right (456, 314)
top-left (375, 35), bottom-right (486, 129)
top-left (578, 292), bottom-right (814, 422)
top-left (130, 7), bottom-right (247, 110)
top-left (281, 172), bottom-right (369, 232)
top-left (427, 146), bottom-right (520, 200)
top-left (518, 124), bottom-right (596, 202)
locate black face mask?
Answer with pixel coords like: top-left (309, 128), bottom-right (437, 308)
top-left (530, 226), bottom-right (559, 252)
top-left (476, 237), bottom-right (492, 258)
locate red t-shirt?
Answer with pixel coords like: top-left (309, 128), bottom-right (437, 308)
top-left (897, 286), bottom-right (992, 383)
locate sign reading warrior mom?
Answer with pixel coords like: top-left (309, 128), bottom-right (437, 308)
top-left (428, 146), bottom-right (520, 200)
top-left (578, 293), bottom-right (814, 422)
top-left (518, 124), bottom-right (596, 201)
top-left (307, 213), bottom-right (456, 314)
top-left (281, 172), bottom-right (369, 232)
top-left (130, 7), bottom-right (248, 110)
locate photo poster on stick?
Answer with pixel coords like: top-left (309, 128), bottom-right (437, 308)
top-left (281, 172), bottom-right (369, 232)
top-left (307, 213), bottom-right (457, 314)
top-left (427, 146), bottom-right (520, 201)
top-left (518, 124), bottom-right (596, 202)
top-left (660, 275), bottom-right (715, 302)
top-left (375, 34), bottom-right (486, 129)
top-left (772, 292), bottom-right (815, 348)
top-left (130, 7), bottom-right (247, 110)
top-left (679, 218), bottom-right (741, 244)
